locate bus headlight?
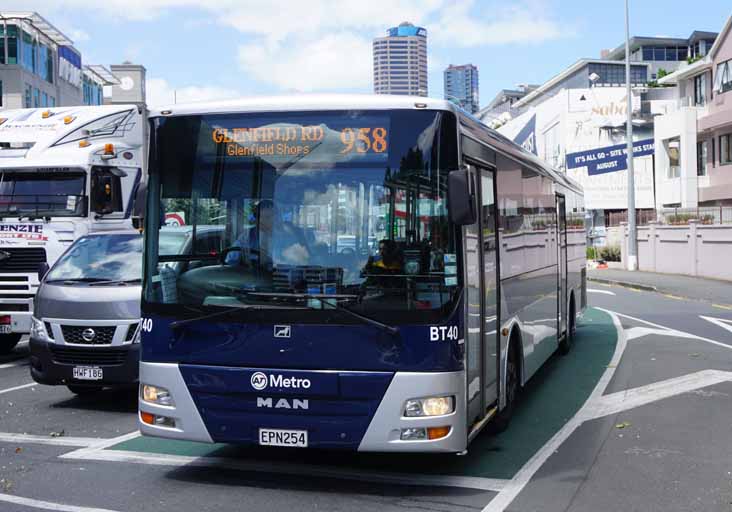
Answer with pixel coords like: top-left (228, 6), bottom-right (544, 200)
top-left (141, 384), bottom-right (174, 406)
top-left (404, 396), bottom-right (454, 417)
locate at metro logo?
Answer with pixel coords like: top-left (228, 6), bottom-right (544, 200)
top-left (250, 372), bottom-right (312, 390)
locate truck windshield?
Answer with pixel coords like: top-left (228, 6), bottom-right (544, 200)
top-left (46, 233), bottom-right (142, 284)
top-left (0, 171), bottom-right (86, 217)
top-left (144, 109), bottom-right (460, 324)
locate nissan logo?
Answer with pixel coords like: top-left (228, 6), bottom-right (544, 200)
top-left (81, 328), bottom-right (96, 342)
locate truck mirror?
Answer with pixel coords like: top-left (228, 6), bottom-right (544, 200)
top-left (447, 169), bottom-right (477, 225)
top-left (37, 262), bottom-right (50, 282)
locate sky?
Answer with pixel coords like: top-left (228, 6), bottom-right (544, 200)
top-left (7, 0), bottom-right (732, 107)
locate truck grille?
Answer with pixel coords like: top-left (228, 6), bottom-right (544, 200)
top-left (50, 346), bottom-right (128, 366)
top-left (0, 248), bottom-right (47, 273)
top-left (61, 325), bottom-right (116, 345)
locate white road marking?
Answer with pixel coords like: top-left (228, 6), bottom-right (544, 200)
top-left (482, 308), bottom-right (628, 512)
top-left (613, 311), bottom-right (732, 350)
top-left (587, 288), bottom-right (616, 295)
top-left (582, 369), bottom-right (732, 420)
top-left (0, 493), bottom-right (120, 512)
top-left (0, 432), bottom-right (103, 448)
top-left (700, 315), bottom-right (732, 335)
top-left (63, 447), bottom-right (508, 492)
top-left (0, 382), bottom-right (35, 395)
top-left (0, 360), bottom-right (27, 369)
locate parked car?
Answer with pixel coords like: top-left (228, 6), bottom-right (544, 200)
top-left (29, 232), bottom-right (142, 395)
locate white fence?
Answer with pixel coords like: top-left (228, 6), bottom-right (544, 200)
top-left (620, 221), bottom-right (732, 281)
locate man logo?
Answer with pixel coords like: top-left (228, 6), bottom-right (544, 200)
top-left (251, 372), bottom-right (268, 390)
top-left (274, 325), bottom-right (291, 338)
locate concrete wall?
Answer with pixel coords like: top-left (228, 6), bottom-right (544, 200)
top-left (620, 221), bottom-right (732, 281)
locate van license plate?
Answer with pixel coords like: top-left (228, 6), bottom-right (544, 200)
top-left (73, 367), bottom-right (103, 380)
top-left (0, 325), bottom-right (11, 334)
top-left (258, 428), bottom-right (308, 448)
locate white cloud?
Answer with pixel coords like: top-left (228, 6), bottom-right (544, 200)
top-left (429, 0), bottom-right (568, 47)
top-left (238, 32), bottom-right (373, 91)
top-left (145, 77), bottom-right (243, 107)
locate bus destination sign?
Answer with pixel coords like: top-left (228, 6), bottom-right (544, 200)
top-left (211, 121), bottom-right (389, 163)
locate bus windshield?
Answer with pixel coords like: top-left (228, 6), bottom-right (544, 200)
top-left (144, 109), bottom-right (460, 324)
top-left (0, 171), bottom-right (86, 217)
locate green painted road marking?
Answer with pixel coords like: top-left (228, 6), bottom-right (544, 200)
top-left (111, 308), bottom-right (616, 480)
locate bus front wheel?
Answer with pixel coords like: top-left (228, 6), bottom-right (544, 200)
top-left (0, 333), bottom-right (21, 354)
top-left (491, 340), bottom-right (520, 434)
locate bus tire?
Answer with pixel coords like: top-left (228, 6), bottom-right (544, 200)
top-left (559, 295), bottom-right (576, 355)
top-left (491, 335), bottom-right (520, 434)
top-left (67, 385), bottom-right (102, 396)
top-left (0, 333), bottom-right (22, 354)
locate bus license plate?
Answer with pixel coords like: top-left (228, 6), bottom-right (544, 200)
top-left (258, 428), bottom-right (308, 448)
top-left (0, 325), bottom-right (11, 334)
top-left (72, 367), bottom-right (103, 380)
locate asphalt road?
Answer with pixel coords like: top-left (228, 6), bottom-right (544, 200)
top-left (1, 283), bottom-right (731, 512)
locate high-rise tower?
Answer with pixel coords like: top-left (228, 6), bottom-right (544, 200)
top-left (373, 22), bottom-right (428, 96)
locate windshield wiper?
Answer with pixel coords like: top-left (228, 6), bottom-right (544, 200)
top-left (88, 278), bottom-right (142, 287)
top-left (169, 303), bottom-right (281, 331)
top-left (45, 277), bottom-right (109, 284)
top-left (243, 292), bottom-right (400, 336)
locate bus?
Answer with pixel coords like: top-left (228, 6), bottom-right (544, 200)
top-left (139, 95), bottom-right (586, 453)
top-left (0, 105), bottom-right (145, 353)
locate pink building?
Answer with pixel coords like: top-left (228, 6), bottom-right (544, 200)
top-left (655, 15), bottom-right (732, 209)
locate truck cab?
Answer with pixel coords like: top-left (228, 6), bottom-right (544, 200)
top-left (0, 106), bottom-right (145, 352)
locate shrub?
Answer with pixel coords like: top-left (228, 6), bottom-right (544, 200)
top-left (586, 246), bottom-right (597, 260)
top-left (599, 245), bottom-right (621, 262)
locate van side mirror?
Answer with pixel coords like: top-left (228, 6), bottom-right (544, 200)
top-left (447, 169), bottom-right (477, 225)
top-left (38, 262), bottom-right (50, 282)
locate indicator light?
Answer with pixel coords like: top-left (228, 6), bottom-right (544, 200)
top-left (104, 143), bottom-right (115, 155)
top-left (78, 140), bottom-right (91, 148)
top-left (63, 115), bottom-right (75, 125)
top-left (427, 426), bottom-right (451, 440)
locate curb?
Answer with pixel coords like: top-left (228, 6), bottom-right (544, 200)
top-left (587, 277), bottom-right (658, 293)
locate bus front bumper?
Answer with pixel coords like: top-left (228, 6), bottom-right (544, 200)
top-left (138, 362), bottom-right (468, 453)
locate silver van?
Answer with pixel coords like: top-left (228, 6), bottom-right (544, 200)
top-left (29, 232), bottom-right (142, 395)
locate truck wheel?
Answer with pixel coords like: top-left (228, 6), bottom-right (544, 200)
top-left (0, 334), bottom-right (22, 354)
top-left (67, 385), bottom-right (102, 396)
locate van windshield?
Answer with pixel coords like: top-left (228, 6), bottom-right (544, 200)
top-left (46, 233), bottom-right (142, 284)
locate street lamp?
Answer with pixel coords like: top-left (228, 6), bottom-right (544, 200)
top-left (625, 0), bottom-right (638, 271)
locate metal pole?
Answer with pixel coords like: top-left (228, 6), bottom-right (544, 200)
top-left (625, 0), bottom-right (638, 271)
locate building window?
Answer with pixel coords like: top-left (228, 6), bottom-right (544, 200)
top-left (50, 96), bottom-right (56, 107)
top-left (721, 134), bottom-right (732, 165)
top-left (694, 73), bottom-right (707, 105)
top-left (715, 60), bottom-right (732, 94)
top-left (667, 139), bottom-right (681, 178)
top-left (33, 88), bottom-right (40, 108)
top-left (0, 81), bottom-right (2, 107)
top-left (697, 141), bottom-right (707, 176)
top-left (712, 137), bottom-right (716, 167)
top-left (24, 84), bottom-right (32, 108)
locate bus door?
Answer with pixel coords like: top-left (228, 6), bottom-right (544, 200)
top-left (556, 194), bottom-right (568, 336)
top-left (465, 165), bottom-right (499, 428)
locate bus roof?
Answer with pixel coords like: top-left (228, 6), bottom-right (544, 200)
top-left (148, 94), bottom-right (458, 118)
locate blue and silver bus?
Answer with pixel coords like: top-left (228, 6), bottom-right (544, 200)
top-left (139, 95), bottom-right (586, 453)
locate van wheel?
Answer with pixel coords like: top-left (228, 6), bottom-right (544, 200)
top-left (490, 340), bottom-right (520, 434)
top-left (67, 385), bottom-right (102, 396)
top-left (0, 334), bottom-right (21, 354)
top-left (559, 298), bottom-right (576, 355)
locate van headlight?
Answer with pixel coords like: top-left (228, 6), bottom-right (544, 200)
top-left (31, 317), bottom-right (49, 340)
top-left (404, 396), bottom-right (455, 417)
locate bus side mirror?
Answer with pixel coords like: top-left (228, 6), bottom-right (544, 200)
top-left (38, 262), bottom-right (50, 282)
top-left (447, 169), bottom-right (476, 226)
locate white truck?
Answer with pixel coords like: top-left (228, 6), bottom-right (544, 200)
top-left (0, 105), bottom-right (145, 353)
